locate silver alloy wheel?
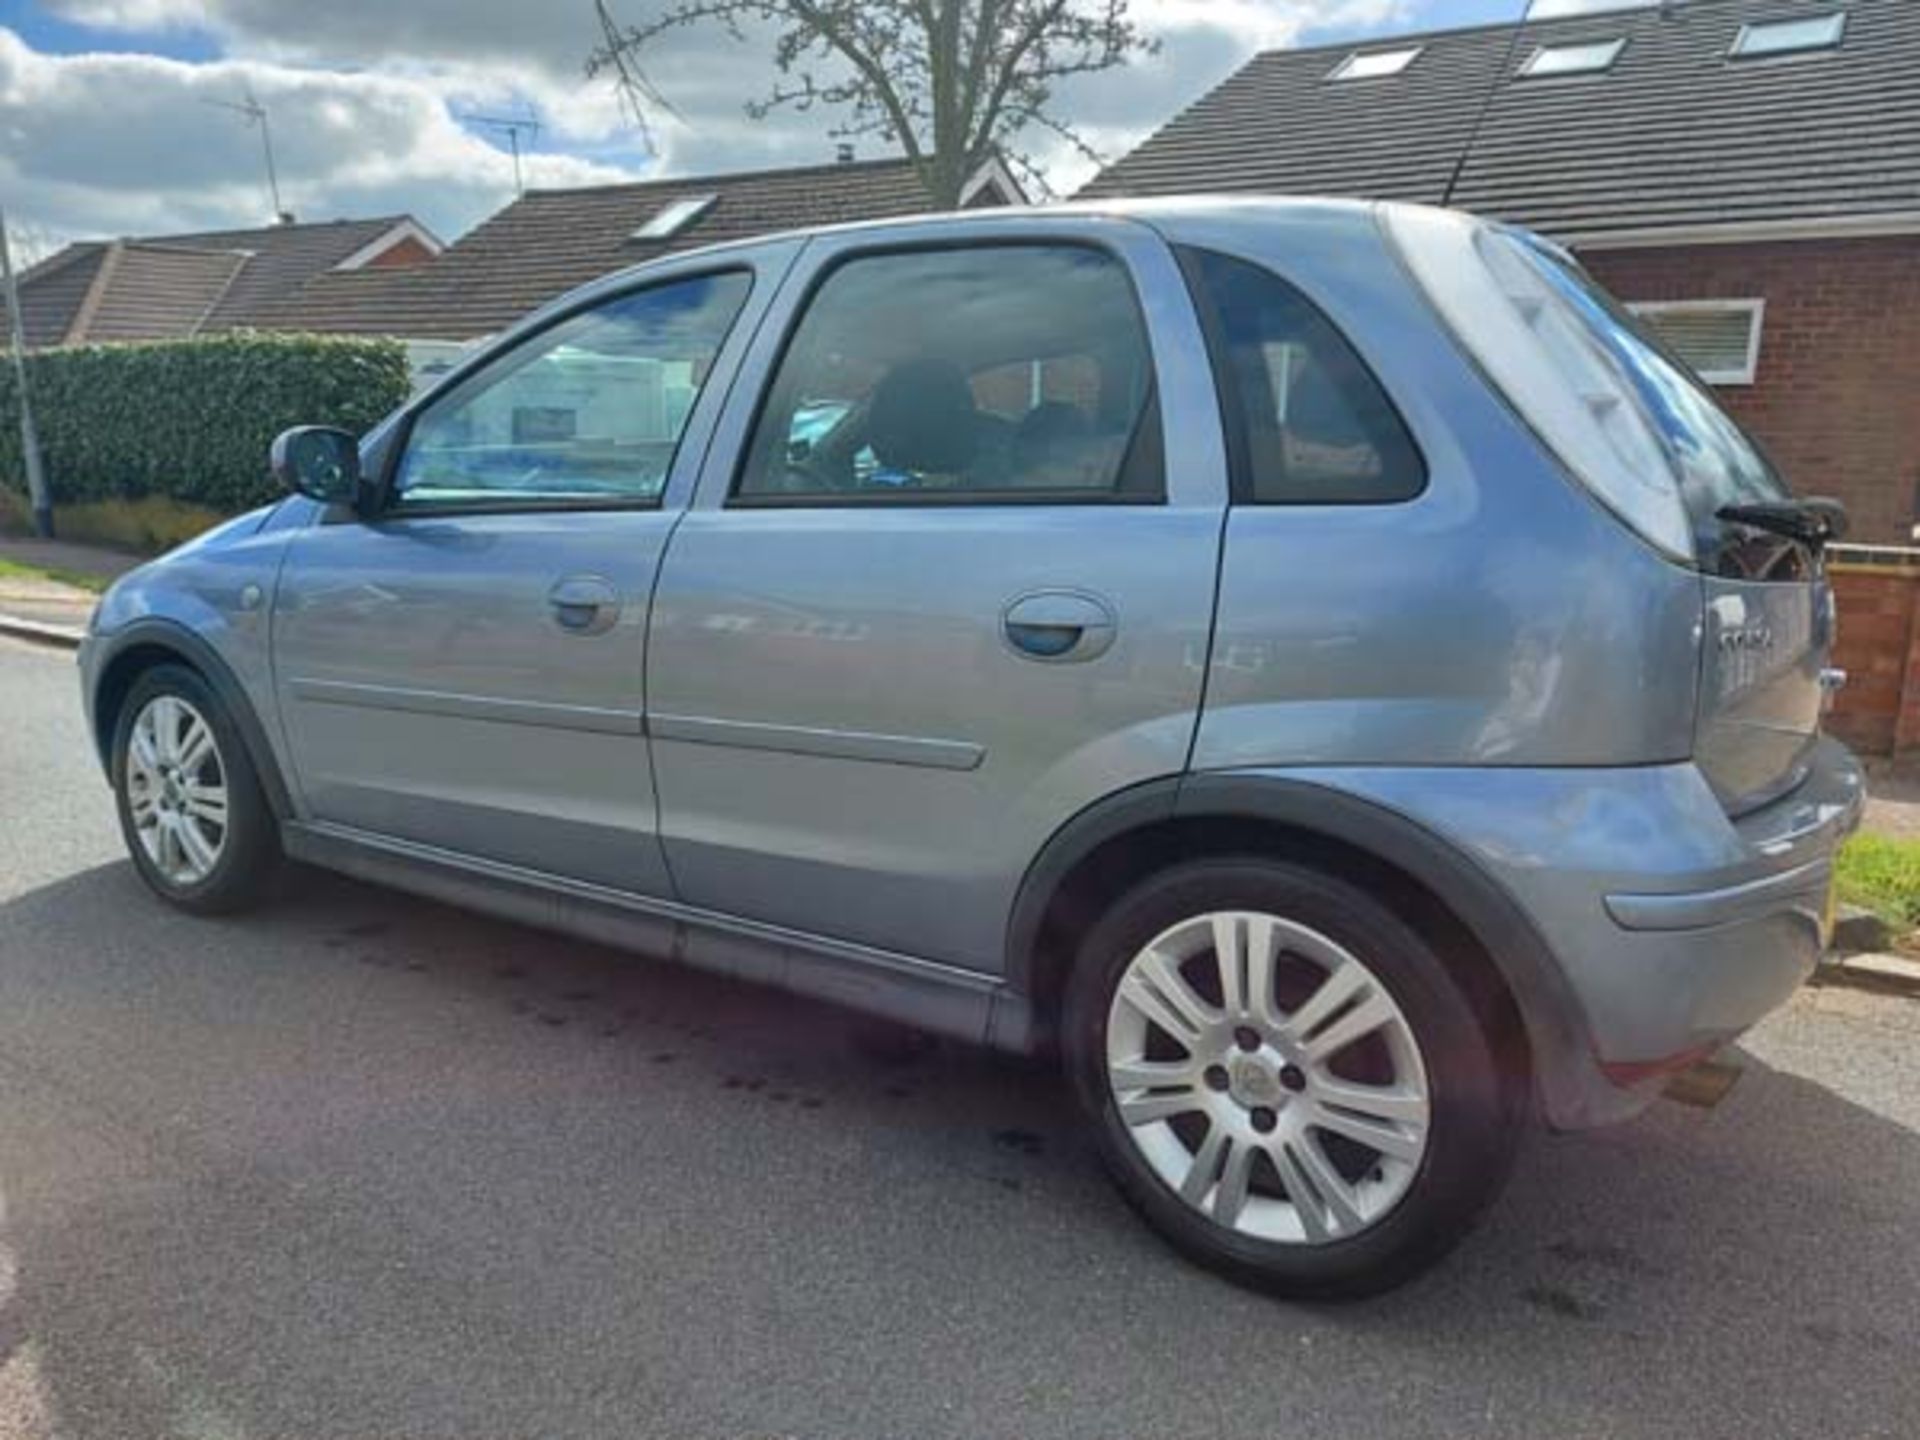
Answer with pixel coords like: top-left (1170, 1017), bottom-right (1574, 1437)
top-left (1105, 911), bottom-right (1431, 1246)
top-left (125, 694), bottom-right (229, 888)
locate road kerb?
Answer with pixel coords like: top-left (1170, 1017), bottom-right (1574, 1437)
top-left (0, 612), bottom-right (85, 650)
top-left (1822, 950), bottom-right (1920, 999)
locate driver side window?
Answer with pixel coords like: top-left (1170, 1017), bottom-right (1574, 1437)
top-left (393, 270), bottom-right (751, 509)
top-left (735, 245), bottom-right (1161, 503)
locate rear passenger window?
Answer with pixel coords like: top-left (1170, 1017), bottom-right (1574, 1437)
top-left (735, 245), bottom-right (1161, 503)
top-left (1181, 248), bottom-right (1424, 504)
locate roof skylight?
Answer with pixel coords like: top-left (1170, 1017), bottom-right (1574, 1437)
top-left (1519, 37), bottom-right (1628, 77)
top-left (1328, 47), bottom-right (1422, 81)
top-left (1731, 12), bottom-right (1847, 59)
top-left (632, 194), bottom-right (717, 241)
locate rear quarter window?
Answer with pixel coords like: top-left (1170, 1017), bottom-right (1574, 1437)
top-left (1177, 247), bottom-right (1425, 505)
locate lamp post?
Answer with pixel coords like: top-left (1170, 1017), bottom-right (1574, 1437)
top-left (0, 207), bottom-right (52, 539)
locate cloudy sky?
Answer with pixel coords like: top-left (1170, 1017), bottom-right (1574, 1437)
top-left (0, 0), bottom-right (1649, 253)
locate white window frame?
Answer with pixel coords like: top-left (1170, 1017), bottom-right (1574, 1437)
top-left (334, 219), bottom-right (444, 272)
top-left (1731, 13), bottom-right (1848, 60)
top-left (1627, 298), bottom-right (1767, 386)
top-left (632, 194), bottom-right (718, 241)
top-left (1519, 37), bottom-right (1628, 78)
top-left (1327, 46), bottom-right (1422, 81)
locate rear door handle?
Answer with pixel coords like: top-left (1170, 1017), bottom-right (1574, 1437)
top-left (1002, 590), bottom-right (1117, 663)
top-left (548, 575), bottom-right (621, 636)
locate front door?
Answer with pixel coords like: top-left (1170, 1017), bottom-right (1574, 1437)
top-left (271, 263), bottom-right (766, 894)
top-left (646, 220), bottom-right (1228, 969)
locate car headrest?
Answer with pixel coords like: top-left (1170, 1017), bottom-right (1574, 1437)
top-left (1014, 401), bottom-right (1091, 456)
top-left (869, 356), bottom-right (978, 475)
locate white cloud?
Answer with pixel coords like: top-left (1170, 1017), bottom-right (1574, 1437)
top-left (0, 28), bottom-right (642, 241)
top-left (41, 0), bottom-right (213, 29)
top-left (12, 0), bottom-right (1434, 239)
top-left (1529, 0), bottom-right (1672, 15)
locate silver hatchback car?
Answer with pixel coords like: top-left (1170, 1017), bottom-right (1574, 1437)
top-left (80, 199), bottom-right (1863, 1297)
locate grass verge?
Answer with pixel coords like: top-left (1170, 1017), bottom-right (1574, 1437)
top-left (0, 557), bottom-right (111, 594)
top-left (1835, 832), bottom-right (1920, 936)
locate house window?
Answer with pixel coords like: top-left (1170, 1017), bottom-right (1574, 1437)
top-left (1519, 37), bottom-right (1627, 78)
top-left (632, 195), bottom-right (718, 241)
top-left (1731, 13), bottom-right (1847, 59)
top-left (1628, 300), bottom-right (1766, 386)
top-left (1327, 47), bottom-right (1422, 81)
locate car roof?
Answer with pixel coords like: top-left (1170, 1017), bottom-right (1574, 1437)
top-left (489, 194), bottom-right (1458, 366)
top-left (568, 195), bottom-right (1410, 290)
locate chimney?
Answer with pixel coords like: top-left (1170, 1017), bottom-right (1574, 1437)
top-left (835, 143), bottom-right (855, 165)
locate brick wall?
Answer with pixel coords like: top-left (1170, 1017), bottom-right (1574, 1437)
top-left (1583, 236), bottom-right (1920, 546)
top-left (363, 234), bottom-right (436, 269)
top-left (1822, 553), bottom-right (1920, 756)
top-left (1827, 562), bottom-right (1914, 754)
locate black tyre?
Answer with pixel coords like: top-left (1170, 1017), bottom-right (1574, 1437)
top-left (1064, 857), bottom-right (1519, 1299)
top-left (111, 663), bottom-right (280, 915)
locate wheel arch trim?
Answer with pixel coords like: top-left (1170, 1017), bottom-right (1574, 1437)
top-left (87, 619), bottom-right (295, 821)
top-left (1003, 771), bottom-right (1601, 1122)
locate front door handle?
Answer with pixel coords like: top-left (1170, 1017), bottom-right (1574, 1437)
top-left (1002, 590), bottom-right (1117, 663)
top-left (548, 575), bottom-right (621, 636)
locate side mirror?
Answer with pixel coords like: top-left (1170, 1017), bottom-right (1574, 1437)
top-left (270, 426), bottom-right (363, 507)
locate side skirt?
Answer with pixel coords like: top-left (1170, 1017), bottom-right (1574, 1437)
top-left (282, 820), bottom-right (1038, 1052)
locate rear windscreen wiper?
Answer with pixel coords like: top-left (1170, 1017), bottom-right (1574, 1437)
top-left (1715, 497), bottom-right (1848, 549)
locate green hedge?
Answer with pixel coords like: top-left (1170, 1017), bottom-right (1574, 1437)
top-left (0, 332), bottom-right (410, 515)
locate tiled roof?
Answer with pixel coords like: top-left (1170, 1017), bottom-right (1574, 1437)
top-left (8, 246), bottom-right (105, 348)
top-left (5, 216), bottom-right (428, 346)
top-left (1078, 0), bottom-right (1920, 242)
top-left (155, 217), bottom-right (420, 329)
top-left (74, 244), bottom-right (250, 343)
top-left (251, 157), bottom-right (990, 340)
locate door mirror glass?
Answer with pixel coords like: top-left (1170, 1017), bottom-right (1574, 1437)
top-left (270, 426), bottom-right (363, 505)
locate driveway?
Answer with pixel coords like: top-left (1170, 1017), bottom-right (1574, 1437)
top-left (1, 634), bottom-right (1916, 1440)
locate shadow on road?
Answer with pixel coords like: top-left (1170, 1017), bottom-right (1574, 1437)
top-left (1, 859), bottom-right (1915, 1438)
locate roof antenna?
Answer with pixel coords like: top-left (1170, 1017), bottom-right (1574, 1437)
top-left (461, 111), bottom-right (542, 195)
top-left (1440, 0), bottom-right (1537, 209)
top-left (203, 84), bottom-right (287, 223)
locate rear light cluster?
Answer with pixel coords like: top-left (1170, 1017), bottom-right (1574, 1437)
top-left (1381, 204), bottom-right (1694, 561)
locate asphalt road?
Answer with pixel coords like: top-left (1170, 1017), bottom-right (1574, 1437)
top-left (2, 634), bottom-right (1917, 1440)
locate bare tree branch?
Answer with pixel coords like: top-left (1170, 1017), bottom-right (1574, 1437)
top-left (586, 0), bottom-right (1150, 208)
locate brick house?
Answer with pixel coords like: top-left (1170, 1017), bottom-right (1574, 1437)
top-left (3, 216), bottom-right (441, 348)
top-left (1079, 0), bottom-right (1920, 546)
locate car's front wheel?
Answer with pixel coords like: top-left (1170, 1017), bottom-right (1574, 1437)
top-left (1064, 858), bottom-right (1519, 1299)
top-left (112, 664), bottom-right (279, 914)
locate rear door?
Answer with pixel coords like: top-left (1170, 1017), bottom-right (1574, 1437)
top-left (271, 252), bottom-right (788, 892)
top-left (644, 217), bottom-right (1228, 970)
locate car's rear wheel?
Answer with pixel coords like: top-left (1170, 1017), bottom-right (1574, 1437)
top-left (1064, 858), bottom-right (1518, 1299)
top-left (112, 664), bottom-right (279, 914)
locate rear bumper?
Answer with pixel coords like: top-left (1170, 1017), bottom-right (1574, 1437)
top-left (1240, 738), bottom-right (1864, 1130)
top-left (1574, 736), bottom-right (1862, 1115)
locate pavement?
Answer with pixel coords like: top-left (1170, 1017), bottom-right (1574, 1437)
top-left (2, 633), bottom-right (1918, 1440)
top-left (1863, 757), bottom-right (1920, 840)
top-left (0, 538), bottom-right (146, 643)
top-left (0, 537), bottom-right (146, 582)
